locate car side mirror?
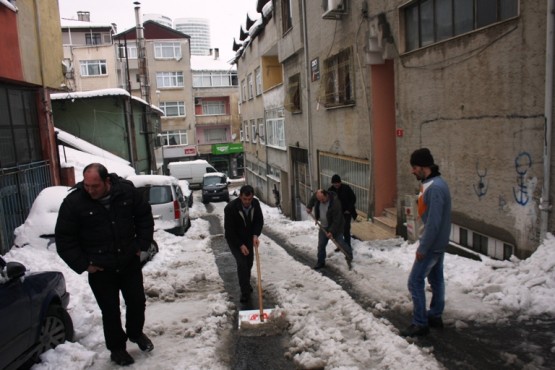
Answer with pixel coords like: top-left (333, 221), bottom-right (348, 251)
top-left (6, 262), bottom-right (26, 279)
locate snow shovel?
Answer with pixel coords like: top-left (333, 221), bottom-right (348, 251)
top-left (237, 244), bottom-right (275, 329)
top-left (308, 212), bottom-right (352, 270)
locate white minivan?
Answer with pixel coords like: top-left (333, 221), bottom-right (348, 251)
top-left (167, 160), bottom-right (217, 189)
top-left (128, 175), bottom-right (190, 236)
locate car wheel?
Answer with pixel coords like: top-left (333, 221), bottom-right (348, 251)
top-left (32, 304), bottom-right (74, 361)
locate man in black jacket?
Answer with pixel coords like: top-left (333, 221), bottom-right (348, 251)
top-left (329, 174), bottom-right (357, 249)
top-left (224, 185), bottom-right (264, 303)
top-left (55, 163), bottom-right (154, 366)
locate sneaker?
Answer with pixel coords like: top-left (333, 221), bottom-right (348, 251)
top-left (400, 324), bottom-right (429, 337)
top-left (428, 316), bottom-right (444, 328)
top-left (110, 350), bottom-right (134, 366)
top-left (313, 263), bottom-right (325, 270)
top-left (129, 333), bottom-right (154, 352)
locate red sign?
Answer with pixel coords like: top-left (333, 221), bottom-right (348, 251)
top-left (396, 128), bottom-right (404, 137)
top-left (184, 147), bottom-right (196, 155)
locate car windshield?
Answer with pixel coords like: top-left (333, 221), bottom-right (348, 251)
top-left (140, 186), bottom-right (172, 204)
top-left (203, 176), bottom-right (225, 186)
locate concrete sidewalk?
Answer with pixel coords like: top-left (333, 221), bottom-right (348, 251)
top-left (351, 218), bottom-right (397, 241)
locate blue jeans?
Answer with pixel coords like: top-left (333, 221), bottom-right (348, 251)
top-left (407, 252), bottom-right (445, 326)
top-left (317, 229), bottom-right (353, 265)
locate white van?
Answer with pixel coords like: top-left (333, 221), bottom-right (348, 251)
top-left (167, 160), bottom-right (217, 189)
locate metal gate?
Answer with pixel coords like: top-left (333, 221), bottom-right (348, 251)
top-left (0, 161), bottom-right (52, 254)
top-left (318, 152), bottom-right (370, 217)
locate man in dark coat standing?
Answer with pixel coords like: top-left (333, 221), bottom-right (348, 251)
top-left (224, 185), bottom-right (264, 303)
top-left (55, 163), bottom-right (154, 366)
top-left (329, 174), bottom-right (357, 249)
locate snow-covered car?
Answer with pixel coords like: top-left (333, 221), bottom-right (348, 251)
top-left (0, 256), bottom-right (74, 369)
top-left (13, 186), bottom-right (158, 264)
top-left (178, 179), bottom-right (193, 208)
top-left (128, 175), bottom-right (191, 236)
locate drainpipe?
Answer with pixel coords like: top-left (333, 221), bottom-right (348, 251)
top-left (541, 0), bottom-right (555, 240)
top-left (301, 0), bottom-right (314, 190)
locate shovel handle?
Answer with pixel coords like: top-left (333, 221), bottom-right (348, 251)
top-left (254, 244), bottom-right (265, 322)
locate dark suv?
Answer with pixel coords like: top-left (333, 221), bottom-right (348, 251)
top-left (202, 172), bottom-right (230, 203)
top-left (0, 256), bottom-right (74, 369)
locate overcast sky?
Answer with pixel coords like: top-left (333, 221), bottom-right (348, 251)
top-left (57, 0), bottom-right (258, 60)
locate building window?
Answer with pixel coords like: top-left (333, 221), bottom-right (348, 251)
top-left (286, 73), bottom-right (301, 113)
top-left (255, 67), bottom-right (262, 95)
top-left (201, 100), bottom-right (226, 115)
top-left (266, 118), bottom-right (285, 148)
top-left (247, 73), bottom-right (254, 100)
top-left (472, 232), bottom-right (489, 255)
top-left (156, 71), bottom-right (184, 88)
top-left (205, 128), bottom-right (227, 143)
top-left (192, 71), bottom-right (238, 87)
top-left (250, 119), bottom-right (257, 143)
top-left (154, 42), bottom-right (182, 59)
top-left (403, 0), bottom-right (519, 52)
top-left (323, 48), bottom-right (354, 107)
top-left (241, 79), bottom-right (247, 102)
top-left (243, 120), bottom-right (249, 142)
top-left (160, 101), bottom-right (186, 117)
top-left (158, 130), bottom-right (188, 146)
top-left (119, 44), bottom-right (137, 59)
top-left (281, 0), bottom-right (293, 34)
top-left (258, 118), bottom-right (265, 144)
top-left (240, 127), bottom-right (244, 141)
top-left (0, 85), bottom-right (41, 166)
top-left (85, 33), bottom-right (102, 45)
top-left (80, 60), bottom-right (107, 76)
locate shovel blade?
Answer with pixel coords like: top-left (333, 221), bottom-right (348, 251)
top-left (238, 308), bottom-right (275, 328)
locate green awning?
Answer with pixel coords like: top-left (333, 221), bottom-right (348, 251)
top-left (212, 143), bottom-right (244, 155)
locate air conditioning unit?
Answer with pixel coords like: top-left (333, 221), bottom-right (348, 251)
top-left (322, 0), bottom-right (347, 20)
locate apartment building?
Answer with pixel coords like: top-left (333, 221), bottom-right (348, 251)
top-left (0, 0), bottom-right (64, 252)
top-left (234, 0), bottom-right (554, 259)
top-left (114, 20), bottom-right (195, 173)
top-left (61, 11), bottom-right (118, 91)
top-left (191, 51), bottom-right (242, 177)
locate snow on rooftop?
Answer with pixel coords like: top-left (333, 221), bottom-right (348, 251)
top-left (262, 1), bottom-right (273, 17)
top-left (50, 88), bottom-right (163, 115)
top-left (56, 127), bottom-right (130, 165)
top-left (190, 55), bottom-right (236, 71)
top-left (61, 19), bottom-right (114, 29)
top-left (0, 0), bottom-right (17, 12)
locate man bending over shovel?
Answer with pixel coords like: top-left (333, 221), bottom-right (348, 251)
top-left (307, 189), bottom-right (353, 270)
top-left (224, 185), bottom-right (264, 303)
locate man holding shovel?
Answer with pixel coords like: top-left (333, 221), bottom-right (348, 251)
top-left (307, 189), bottom-right (353, 269)
top-left (224, 185), bottom-right (264, 303)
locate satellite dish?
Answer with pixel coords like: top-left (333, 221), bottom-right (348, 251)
top-left (232, 133), bottom-right (237, 140)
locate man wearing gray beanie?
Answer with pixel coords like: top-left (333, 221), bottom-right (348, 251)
top-left (401, 148), bottom-right (452, 337)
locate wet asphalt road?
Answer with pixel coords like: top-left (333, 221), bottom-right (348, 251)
top-left (201, 198), bottom-right (555, 370)
top-left (202, 206), bottom-right (294, 370)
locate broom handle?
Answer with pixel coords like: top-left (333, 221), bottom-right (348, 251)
top-left (254, 244), bottom-right (265, 322)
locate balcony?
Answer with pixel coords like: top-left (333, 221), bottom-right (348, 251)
top-left (195, 114), bottom-right (232, 126)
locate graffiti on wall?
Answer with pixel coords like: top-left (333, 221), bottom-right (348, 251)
top-left (473, 160), bottom-right (488, 199)
top-left (513, 152), bottom-right (532, 206)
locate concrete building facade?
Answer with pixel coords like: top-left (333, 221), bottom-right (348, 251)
top-left (234, 0), bottom-right (554, 259)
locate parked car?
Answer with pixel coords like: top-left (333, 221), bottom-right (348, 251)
top-left (178, 179), bottom-right (193, 208)
top-left (128, 175), bottom-right (191, 236)
top-left (14, 186), bottom-right (159, 265)
top-left (0, 256), bottom-right (74, 370)
top-left (202, 172), bottom-right (230, 203)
